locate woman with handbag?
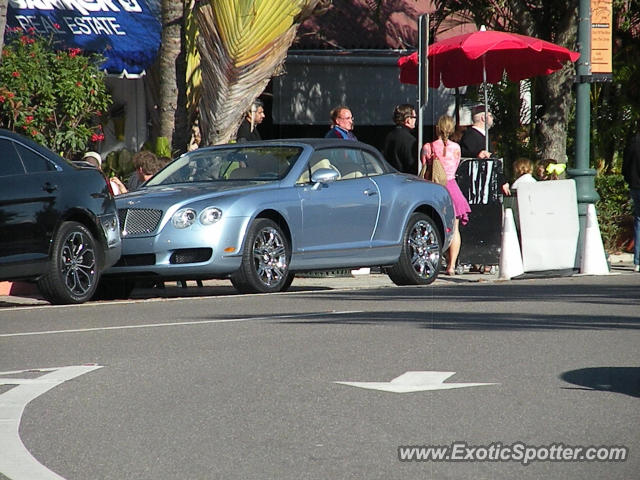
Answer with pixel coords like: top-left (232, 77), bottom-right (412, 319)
top-left (421, 115), bottom-right (471, 275)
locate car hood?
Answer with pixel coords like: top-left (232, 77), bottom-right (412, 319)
top-left (116, 181), bottom-right (275, 210)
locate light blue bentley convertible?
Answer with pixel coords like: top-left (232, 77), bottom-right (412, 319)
top-left (98, 139), bottom-right (454, 297)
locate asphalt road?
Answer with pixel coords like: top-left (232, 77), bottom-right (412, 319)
top-left (0, 272), bottom-right (638, 480)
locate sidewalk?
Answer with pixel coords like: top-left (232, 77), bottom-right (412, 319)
top-left (0, 254), bottom-right (634, 308)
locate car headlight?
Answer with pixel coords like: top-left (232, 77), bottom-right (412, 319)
top-left (200, 207), bottom-right (222, 225)
top-left (172, 208), bottom-right (197, 229)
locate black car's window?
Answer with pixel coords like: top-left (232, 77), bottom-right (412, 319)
top-left (0, 139), bottom-right (26, 176)
top-left (15, 143), bottom-right (56, 173)
top-left (147, 146), bottom-right (301, 185)
top-left (361, 150), bottom-right (386, 176)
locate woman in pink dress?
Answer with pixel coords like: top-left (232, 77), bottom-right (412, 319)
top-left (421, 115), bottom-right (471, 275)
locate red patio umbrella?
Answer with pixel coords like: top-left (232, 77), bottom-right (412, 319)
top-left (398, 28), bottom-right (580, 149)
top-left (398, 28), bottom-right (580, 88)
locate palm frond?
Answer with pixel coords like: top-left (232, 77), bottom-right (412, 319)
top-left (185, 0), bottom-right (202, 116)
top-left (196, 0), bottom-right (322, 145)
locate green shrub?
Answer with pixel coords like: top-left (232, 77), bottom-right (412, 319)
top-left (595, 174), bottom-right (634, 252)
top-left (0, 29), bottom-right (111, 158)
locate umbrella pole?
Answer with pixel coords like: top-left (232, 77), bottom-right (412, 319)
top-left (455, 87), bottom-right (461, 126)
top-left (483, 55), bottom-right (489, 152)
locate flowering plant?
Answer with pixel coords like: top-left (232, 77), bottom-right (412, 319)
top-left (0, 29), bottom-right (111, 158)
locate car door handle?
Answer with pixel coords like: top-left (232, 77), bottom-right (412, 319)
top-left (42, 182), bottom-right (57, 193)
top-left (363, 189), bottom-right (378, 196)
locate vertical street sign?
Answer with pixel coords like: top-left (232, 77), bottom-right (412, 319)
top-left (590, 0), bottom-right (613, 82)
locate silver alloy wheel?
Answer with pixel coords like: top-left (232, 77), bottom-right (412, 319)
top-left (408, 219), bottom-right (440, 279)
top-left (252, 226), bottom-right (288, 287)
top-left (61, 230), bottom-right (97, 297)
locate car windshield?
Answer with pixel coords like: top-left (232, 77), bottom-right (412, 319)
top-left (146, 146), bottom-right (302, 186)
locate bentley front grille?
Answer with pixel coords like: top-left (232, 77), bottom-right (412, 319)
top-left (119, 208), bottom-right (163, 235)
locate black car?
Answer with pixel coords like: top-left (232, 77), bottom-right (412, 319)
top-left (0, 129), bottom-right (121, 304)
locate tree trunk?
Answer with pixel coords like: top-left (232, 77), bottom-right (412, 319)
top-left (537, 62), bottom-right (575, 162)
top-left (157, 0), bottom-right (190, 156)
top-left (0, 0), bottom-right (9, 59)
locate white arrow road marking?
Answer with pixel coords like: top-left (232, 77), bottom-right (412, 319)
top-left (335, 371), bottom-right (499, 393)
top-left (0, 365), bottom-right (103, 480)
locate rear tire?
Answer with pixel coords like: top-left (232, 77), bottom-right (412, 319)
top-left (280, 272), bottom-right (295, 292)
top-left (387, 213), bottom-right (441, 286)
top-left (231, 219), bottom-right (292, 293)
top-left (38, 221), bottom-right (100, 304)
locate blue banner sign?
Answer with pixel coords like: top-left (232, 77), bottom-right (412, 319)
top-left (7, 0), bottom-right (161, 76)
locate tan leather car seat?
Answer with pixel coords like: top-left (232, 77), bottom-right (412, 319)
top-left (298, 158), bottom-right (340, 183)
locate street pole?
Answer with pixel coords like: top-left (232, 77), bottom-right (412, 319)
top-left (569, 0), bottom-right (599, 263)
top-left (417, 14), bottom-right (428, 174)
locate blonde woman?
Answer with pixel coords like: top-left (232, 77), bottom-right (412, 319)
top-left (511, 157), bottom-right (537, 191)
top-left (421, 115), bottom-right (471, 275)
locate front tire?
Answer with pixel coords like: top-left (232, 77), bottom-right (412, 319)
top-left (231, 219), bottom-right (292, 293)
top-left (387, 213), bottom-right (442, 286)
top-left (38, 221), bottom-right (100, 304)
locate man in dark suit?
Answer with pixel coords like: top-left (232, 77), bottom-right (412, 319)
top-left (236, 100), bottom-right (265, 142)
top-left (382, 104), bottom-right (418, 174)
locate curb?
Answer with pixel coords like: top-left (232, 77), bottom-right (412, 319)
top-left (608, 252), bottom-right (634, 264)
top-left (0, 281), bottom-right (40, 296)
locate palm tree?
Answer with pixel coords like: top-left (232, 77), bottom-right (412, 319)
top-left (194, 0), bottom-right (329, 145)
top-left (156, 0), bottom-right (190, 155)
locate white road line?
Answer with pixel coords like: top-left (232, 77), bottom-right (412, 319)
top-left (0, 285), bottom-right (380, 312)
top-left (0, 311), bottom-right (363, 338)
top-left (0, 365), bottom-right (103, 480)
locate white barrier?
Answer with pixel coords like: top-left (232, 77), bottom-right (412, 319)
top-left (499, 209), bottom-right (524, 279)
top-left (517, 180), bottom-right (579, 272)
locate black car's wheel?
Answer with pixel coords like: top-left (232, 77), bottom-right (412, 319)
top-left (38, 221), bottom-right (100, 304)
top-left (387, 213), bottom-right (442, 286)
top-left (231, 218), bottom-right (292, 294)
top-left (93, 277), bottom-right (136, 300)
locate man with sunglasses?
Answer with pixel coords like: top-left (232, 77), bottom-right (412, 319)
top-left (382, 104), bottom-right (418, 174)
top-left (325, 106), bottom-right (357, 140)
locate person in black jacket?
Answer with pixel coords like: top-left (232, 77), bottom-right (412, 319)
top-left (460, 105), bottom-right (510, 195)
top-left (236, 100), bottom-right (265, 142)
top-left (460, 105), bottom-right (494, 159)
top-left (622, 120), bottom-right (640, 271)
top-left (382, 104), bottom-right (418, 174)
